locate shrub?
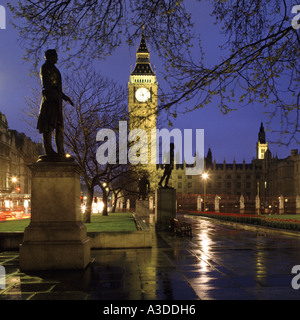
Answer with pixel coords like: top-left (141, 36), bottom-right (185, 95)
top-left (188, 211), bottom-right (300, 232)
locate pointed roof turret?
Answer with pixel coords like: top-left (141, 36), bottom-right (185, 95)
top-left (137, 31), bottom-right (149, 53)
top-left (205, 147), bottom-right (212, 168)
top-left (258, 122), bottom-right (266, 144)
top-left (131, 31), bottom-right (155, 76)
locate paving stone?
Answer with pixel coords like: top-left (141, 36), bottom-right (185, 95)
top-left (1, 214), bottom-right (300, 300)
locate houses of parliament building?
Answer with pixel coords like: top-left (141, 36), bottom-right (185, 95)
top-left (128, 32), bottom-right (300, 213)
top-left (169, 122), bottom-right (300, 213)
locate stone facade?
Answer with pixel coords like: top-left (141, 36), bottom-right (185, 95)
top-left (0, 111), bottom-right (41, 200)
top-left (166, 130), bottom-right (300, 213)
top-left (126, 34), bottom-right (300, 214)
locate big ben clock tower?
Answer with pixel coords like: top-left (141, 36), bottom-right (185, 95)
top-left (128, 31), bottom-right (158, 185)
top-left (128, 31), bottom-right (158, 132)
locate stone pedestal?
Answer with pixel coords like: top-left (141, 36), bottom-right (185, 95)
top-left (279, 195), bottom-right (284, 214)
top-left (240, 195), bottom-right (245, 214)
top-left (149, 196), bottom-right (154, 212)
top-left (296, 195), bottom-right (300, 214)
top-left (126, 199), bottom-right (130, 210)
top-left (214, 195), bottom-right (220, 212)
top-left (19, 161), bottom-right (90, 271)
top-left (155, 188), bottom-right (176, 229)
top-left (255, 195), bottom-right (260, 214)
top-left (197, 195), bottom-right (202, 211)
top-left (136, 200), bottom-right (149, 217)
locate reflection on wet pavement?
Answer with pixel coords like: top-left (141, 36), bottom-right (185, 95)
top-left (1, 214), bottom-right (300, 300)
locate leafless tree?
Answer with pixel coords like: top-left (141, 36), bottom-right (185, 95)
top-left (63, 68), bottom-right (130, 221)
top-left (9, 0), bottom-right (300, 144)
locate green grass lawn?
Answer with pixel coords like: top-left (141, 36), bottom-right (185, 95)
top-left (0, 218), bottom-right (30, 232)
top-left (85, 213), bottom-right (137, 232)
top-left (0, 212), bottom-right (137, 232)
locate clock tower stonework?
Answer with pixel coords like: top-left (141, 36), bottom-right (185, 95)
top-left (128, 32), bottom-right (158, 186)
top-left (128, 32), bottom-right (157, 132)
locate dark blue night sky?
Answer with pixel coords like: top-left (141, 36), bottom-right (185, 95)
top-left (0, 1), bottom-right (298, 163)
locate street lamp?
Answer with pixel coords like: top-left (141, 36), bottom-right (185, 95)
top-left (202, 172), bottom-right (208, 211)
top-left (11, 176), bottom-right (18, 193)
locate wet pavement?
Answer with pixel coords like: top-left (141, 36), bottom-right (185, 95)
top-left (1, 214), bottom-right (300, 300)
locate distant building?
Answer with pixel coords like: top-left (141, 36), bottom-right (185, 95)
top-left (263, 147), bottom-right (300, 212)
top-left (126, 33), bottom-right (300, 213)
top-left (0, 111), bottom-right (41, 204)
top-left (171, 123), bottom-right (300, 213)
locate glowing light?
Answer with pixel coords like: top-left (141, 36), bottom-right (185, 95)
top-left (194, 228), bottom-right (212, 271)
top-left (202, 172), bottom-right (208, 180)
top-left (97, 201), bottom-right (104, 213)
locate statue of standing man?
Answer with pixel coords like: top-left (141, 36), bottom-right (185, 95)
top-left (37, 49), bottom-right (74, 160)
top-left (158, 142), bottom-right (174, 188)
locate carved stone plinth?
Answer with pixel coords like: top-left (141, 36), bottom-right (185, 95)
top-left (19, 161), bottom-right (90, 270)
top-left (155, 188), bottom-right (176, 229)
top-left (135, 200), bottom-right (149, 218)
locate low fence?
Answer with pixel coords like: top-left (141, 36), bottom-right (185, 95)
top-left (177, 193), bottom-right (299, 214)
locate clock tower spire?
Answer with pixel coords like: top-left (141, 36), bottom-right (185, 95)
top-left (128, 30), bottom-right (158, 183)
top-left (131, 31), bottom-right (155, 76)
top-left (128, 30), bottom-right (158, 137)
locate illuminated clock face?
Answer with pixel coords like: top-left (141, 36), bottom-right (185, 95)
top-left (135, 87), bottom-right (151, 102)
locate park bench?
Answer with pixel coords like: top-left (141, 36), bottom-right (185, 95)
top-left (173, 218), bottom-right (192, 237)
top-left (165, 217), bottom-right (175, 232)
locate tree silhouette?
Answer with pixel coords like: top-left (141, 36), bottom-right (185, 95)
top-left (9, 0), bottom-right (300, 144)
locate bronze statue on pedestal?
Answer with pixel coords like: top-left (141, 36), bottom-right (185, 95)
top-left (37, 49), bottom-right (74, 161)
top-left (158, 143), bottom-right (174, 188)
